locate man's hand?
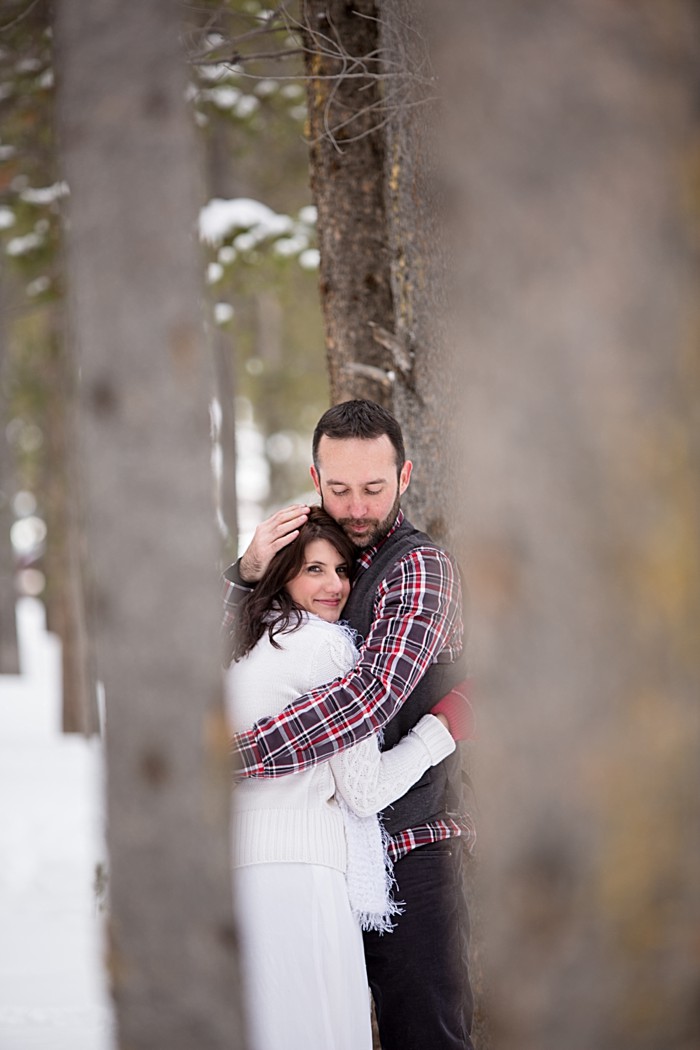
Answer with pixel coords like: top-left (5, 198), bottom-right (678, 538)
top-left (239, 504), bottom-right (311, 582)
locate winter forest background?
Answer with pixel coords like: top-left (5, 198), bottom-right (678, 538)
top-left (1, 2), bottom-right (699, 1049)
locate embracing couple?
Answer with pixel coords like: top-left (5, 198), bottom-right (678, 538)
top-left (222, 399), bottom-right (476, 1050)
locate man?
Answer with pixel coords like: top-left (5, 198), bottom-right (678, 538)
top-left (223, 399), bottom-right (475, 1050)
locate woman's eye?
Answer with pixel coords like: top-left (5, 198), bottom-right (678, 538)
top-left (337, 566), bottom-right (348, 577)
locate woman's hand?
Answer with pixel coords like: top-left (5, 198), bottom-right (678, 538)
top-left (239, 504), bottom-right (310, 582)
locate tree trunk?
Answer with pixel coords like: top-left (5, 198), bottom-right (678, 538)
top-left (54, 2), bottom-right (246, 1047)
top-left (202, 96), bottom-right (238, 565)
top-left (0, 260), bottom-right (19, 674)
top-left (302, 1), bottom-right (459, 543)
top-left (302, 0), bottom-right (396, 407)
top-left (442, 2), bottom-right (700, 1048)
top-left (42, 306), bottom-right (96, 733)
top-left (211, 323), bottom-right (238, 565)
top-left (377, 0), bottom-right (457, 544)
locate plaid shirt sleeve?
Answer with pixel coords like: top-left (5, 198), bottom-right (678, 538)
top-left (230, 545), bottom-right (463, 778)
top-left (220, 564), bottom-right (254, 668)
top-left (221, 565), bottom-right (251, 630)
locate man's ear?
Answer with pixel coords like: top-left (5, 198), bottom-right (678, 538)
top-left (310, 464), bottom-right (321, 495)
top-left (399, 460), bottom-right (413, 495)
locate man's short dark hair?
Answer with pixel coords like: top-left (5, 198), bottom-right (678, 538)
top-left (312, 399), bottom-right (406, 474)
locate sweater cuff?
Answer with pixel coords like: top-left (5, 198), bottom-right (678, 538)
top-left (411, 714), bottom-right (456, 766)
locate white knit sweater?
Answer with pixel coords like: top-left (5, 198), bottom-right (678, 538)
top-left (225, 614), bottom-right (455, 875)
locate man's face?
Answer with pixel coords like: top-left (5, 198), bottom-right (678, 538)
top-left (310, 435), bottom-right (412, 549)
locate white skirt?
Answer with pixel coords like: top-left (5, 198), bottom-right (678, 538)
top-left (234, 862), bottom-right (373, 1050)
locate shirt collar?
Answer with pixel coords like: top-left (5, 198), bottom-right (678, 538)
top-left (356, 509), bottom-right (404, 569)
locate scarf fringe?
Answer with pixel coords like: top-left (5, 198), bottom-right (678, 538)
top-left (338, 795), bottom-right (404, 935)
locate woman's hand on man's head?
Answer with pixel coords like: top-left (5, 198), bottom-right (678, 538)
top-left (239, 504), bottom-right (311, 582)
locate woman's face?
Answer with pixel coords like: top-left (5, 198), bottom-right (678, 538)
top-left (285, 538), bottom-right (351, 623)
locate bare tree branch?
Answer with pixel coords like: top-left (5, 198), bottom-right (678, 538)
top-left (0, 0), bottom-right (42, 33)
top-left (184, 0), bottom-right (440, 150)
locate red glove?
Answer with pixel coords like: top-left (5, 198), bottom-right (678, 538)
top-left (430, 680), bottom-right (475, 741)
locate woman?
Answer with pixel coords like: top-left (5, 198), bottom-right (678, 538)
top-left (226, 507), bottom-right (457, 1050)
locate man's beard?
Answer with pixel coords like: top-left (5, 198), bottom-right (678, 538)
top-left (327, 490), bottom-right (402, 550)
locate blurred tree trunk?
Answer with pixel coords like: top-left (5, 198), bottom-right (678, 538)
top-left (54, 1), bottom-right (246, 1048)
top-left (377, 0), bottom-right (457, 544)
top-left (440, 2), bottom-right (700, 1048)
top-left (0, 0), bottom-right (92, 717)
top-left (211, 321), bottom-right (238, 564)
top-left (202, 102), bottom-right (238, 563)
top-left (0, 261), bottom-right (19, 673)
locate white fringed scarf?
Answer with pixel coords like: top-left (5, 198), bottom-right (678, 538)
top-left (336, 795), bottom-right (403, 934)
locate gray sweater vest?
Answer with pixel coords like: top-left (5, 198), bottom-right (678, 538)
top-left (342, 518), bottom-right (466, 836)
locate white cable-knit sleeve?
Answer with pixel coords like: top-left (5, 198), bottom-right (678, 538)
top-left (329, 714), bottom-right (456, 818)
top-left (307, 624), bottom-right (359, 687)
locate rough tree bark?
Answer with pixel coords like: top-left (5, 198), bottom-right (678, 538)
top-left (302, 0), bottom-right (396, 408)
top-left (301, 1), bottom-right (458, 545)
top-left (440, 2), bottom-right (700, 1048)
top-left (54, 2), bottom-right (246, 1047)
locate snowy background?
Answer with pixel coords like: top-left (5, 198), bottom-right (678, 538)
top-left (0, 599), bottom-right (115, 1050)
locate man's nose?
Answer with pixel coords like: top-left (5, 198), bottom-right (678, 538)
top-left (348, 496), bottom-right (368, 518)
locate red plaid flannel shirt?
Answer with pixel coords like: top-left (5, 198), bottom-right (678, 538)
top-left (223, 511), bottom-right (476, 860)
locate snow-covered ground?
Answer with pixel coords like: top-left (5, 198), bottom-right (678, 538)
top-left (0, 599), bottom-right (115, 1050)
